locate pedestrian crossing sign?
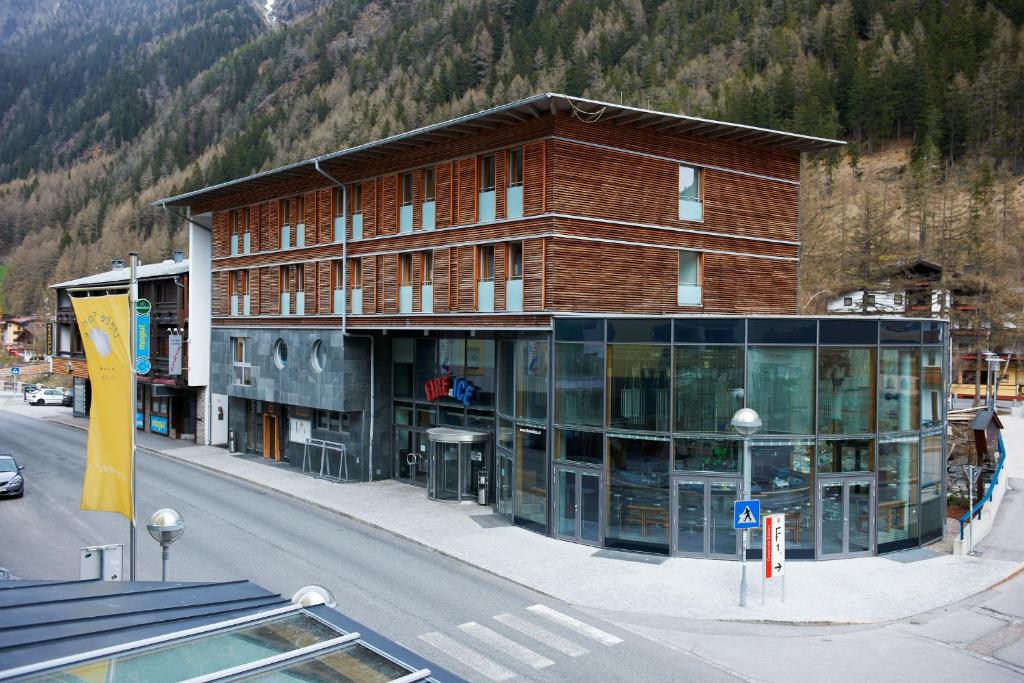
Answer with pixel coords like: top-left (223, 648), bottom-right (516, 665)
top-left (733, 499), bottom-right (760, 529)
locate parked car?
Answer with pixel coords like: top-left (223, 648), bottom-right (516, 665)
top-left (62, 389), bottom-right (74, 406)
top-left (21, 384), bottom-right (39, 402)
top-left (0, 455), bottom-right (24, 498)
top-left (28, 388), bottom-right (65, 406)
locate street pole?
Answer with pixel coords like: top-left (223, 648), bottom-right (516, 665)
top-left (968, 467), bottom-right (975, 555)
top-left (129, 252), bottom-right (138, 580)
top-left (740, 436), bottom-right (750, 608)
top-left (161, 543), bottom-right (169, 581)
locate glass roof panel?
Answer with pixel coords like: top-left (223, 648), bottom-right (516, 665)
top-left (242, 643), bottom-right (411, 682)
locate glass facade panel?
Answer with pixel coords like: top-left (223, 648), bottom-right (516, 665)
top-left (747, 318), bottom-right (816, 344)
top-left (819, 319), bottom-right (877, 345)
top-left (556, 428), bottom-right (603, 465)
top-left (515, 425), bottom-right (547, 532)
top-left (749, 441), bottom-right (814, 558)
top-left (555, 342), bottom-right (604, 426)
top-left (607, 319), bottom-right (671, 343)
top-left (817, 348), bottom-right (876, 434)
top-left (674, 437), bottom-right (740, 473)
top-left (878, 437), bottom-right (919, 551)
top-left (607, 436), bottom-right (670, 554)
top-left (920, 432), bottom-right (944, 544)
top-left (816, 438), bottom-right (874, 472)
top-left (608, 344), bottom-right (671, 432)
top-left (465, 339), bottom-right (495, 407)
top-left (392, 338), bottom-right (414, 399)
top-left (554, 318), bottom-right (604, 342)
top-left (879, 348), bottom-right (920, 432)
top-left (922, 321), bottom-right (945, 344)
top-left (515, 338), bottom-right (548, 421)
top-left (881, 320), bottom-right (921, 344)
top-left (922, 347), bottom-right (943, 428)
top-left (674, 318), bottom-right (744, 344)
top-left (498, 339), bottom-right (514, 415)
top-left (747, 347), bottom-right (815, 434)
top-left (674, 345), bottom-right (744, 433)
top-left (414, 338), bottom-right (436, 402)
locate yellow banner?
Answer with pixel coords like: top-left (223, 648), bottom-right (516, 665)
top-left (72, 294), bottom-right (133, 519)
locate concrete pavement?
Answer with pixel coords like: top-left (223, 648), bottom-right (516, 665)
top-left (13, 400), bottom-right (1024, 625)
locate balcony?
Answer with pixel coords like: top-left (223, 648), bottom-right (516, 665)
top-left (351, 288), bottom-right (363, 314)
top-left (280, 292), bottom-right (290, 315)
top-left (352, 213), bottom-right (363, 240)
top-left (243, 294), bottom-right (250, 316)
top-left (678, 284), bottom-right (702, 306)
top-left (506, 185), bottom-right (523, 219)
top-left (505, 278), bottom-right (523, 311)
top-left (296, 222), bottom-right (305, 248)
top-left (678, 198), bottom-right (703, 222)
top-left (400, 205), bottom-right (413, 233)
top-left (477, 280), bottom-right (494, 312)
top-left (295, 291), bottom-right (305, 315)
top-left (334, 216), bottom-right (345, 242)
top-left (333, 288), bottom-right (345, 314)
top-left (422, 284), bottom-right (433, 313)
top-left (231, 295), bottom-right (239, 316)
top-left (422, 201), bottom-right (435, 230)
top-left (243, 232), bottom-right (250, 254)
top-left (399, 285), bottom-right (413, 313)
top-left (280, 225), bottom-right (291, 250)
top-left (479, 190), bottom-right (496, 223)
top-left (230, 234), bottom-right (239, 256)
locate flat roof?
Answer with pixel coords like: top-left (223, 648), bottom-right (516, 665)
top-left (156, 93), bottom-right (845, 209)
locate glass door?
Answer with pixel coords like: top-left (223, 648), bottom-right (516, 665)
top-left (554, 466), bottom-right (602, 546)
top-left (817, 477), bottom-right (875, 559)
top-left (396, 428), bottom-right (429, 487)
top-left (672, 477), bottom-right (740, 558)
top-left (428, 442), bottom-right (461, 501)
top-left (496, 451), bottom-right (513, 521)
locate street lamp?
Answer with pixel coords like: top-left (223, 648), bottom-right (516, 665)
top-left (983, 351), bottom-right (1002, 410)
top-left (292, 585), bottom-right (337, 609)
top-left (146, 508), bottom-right (185, 581)
top-left (731, 408), bottom-right (762, 608)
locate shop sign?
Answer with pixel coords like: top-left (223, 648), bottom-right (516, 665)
top-left (150, 415), bottom-right (169, 435)
top-left (424, 375), bottom-right (477, 407)
top-left (73, 377), bottom-right (87, 417)
top-left (46, 322), bottom-right (54, 355)
top-left (168, 334), bottom-right (182, 376)
top-left (136, 411), bottom-right (144, 429)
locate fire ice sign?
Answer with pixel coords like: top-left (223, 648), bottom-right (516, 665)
top-left (733, 499), bottom-right (760, 529)
top-left (764, 513), bottom-right (786, 579)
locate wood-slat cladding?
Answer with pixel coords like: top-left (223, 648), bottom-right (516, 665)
top-left (523, 141), bottom-right (545, 216)
top-left (318, 262), bottom-right (331, 313)
top-left (552, 114), bottom-right (800, 182)
top-left (213, 272), bottom-right (228, 316)
top-left (456, 158), bottom-right (475, 225)
top-left (547, 237), bottom-right (796, 314)
top-left (260, 266), bottom-right (279, 315)
top-left (381, 174), bottom-right (398, 236)
top-left (317, 190), bottom-right (331, 244)
top-left (303, 262), bottom-right (316, 314)
top-left (433, 247), bottom-right (451, 313)
top-left (412, 253), bottom-right (422, 312)
top-left (549, 139), bottom-right (798, 242)
top-left (457, 245), bottom-right (474, 311)
top-left (412, 169), bottom-right (423, 230)
top-left (363, 179), bottom-right (378, 238)
top-left (522, 238), bottom-right (545, 311)
top-left (495, 151), bottom-right (507, 220)
top-left (250, 266), bottom-right (260, 315)
top-left (382, 253), bottom-right (398, 313)
top-left (436, 163), bottom-right (453, 228)
top-left (494, 244), bottom-right (506, 311)
top-left (210, 314), bottom-right (552, 329)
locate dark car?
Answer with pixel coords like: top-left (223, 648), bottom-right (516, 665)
top-left (62, 389), bottom-right (73, 406)
top-left (0, 455), bottom-right (24, 498)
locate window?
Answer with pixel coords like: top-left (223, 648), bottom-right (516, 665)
top-left (274, 338), bottom-right (288, 369)
top-left (747, 347), bottom-right (815, 434)
top-left (844, 297), bottom-right (853, 306)
top-left (678, 165), bottom-right (702, 221)
top-left (423, 167), bottom-right (435, 201)
top-left (311, 339), bottom-right (326, 373)
top-left (231, 337), bottom-right (250, 385)
top-left (399, 254), bottom-right (412, 286)
top-left (894, 292), bottom-right (904, 306)
top-left (350, 259), bottom-right (363, 289)
top-left (352, 184), bottom-right (362, 214)
top-left (333, 188), bottom-right (344, 217)
top-left (507, 242), bottom-right (523, 279)
top-left (480, 155), bottom-right (496, 192)
top-left (865, 293), bottom-right (876, 305)
top-left (478, 246), bottom-right (494, 282)
top-left (295, 264), bottom-right (304, 292)
top-left (818, 348), bottom-right (876, 434)
top-left (508, 148), bottom-right (523, 187)
top-left (232, 270), bottom-right (247, 296)
top-left (678, 251), bottom-right (701, 305)
top-left (674, 345), bottom-right (743, 433)
top-left (331, 260), bottom-right (344, 291)
top-left (421, 251), bottom-right (433, 285)
top-left (401, 173), bottom-right (414, 206)
top-left (281, 198), bottom-right (291, 225)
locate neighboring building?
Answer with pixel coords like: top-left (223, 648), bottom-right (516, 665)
top-left (826, 259), bottom-right (952, 316)
top-left (50, 251), bottom-right (213, 443)
top-left (157, 93), bottom-right (948, 560)
top-left (0, 316), bottom-right (40, 357)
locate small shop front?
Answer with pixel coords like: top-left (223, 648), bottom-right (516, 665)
top-left (135, 381), bottom-right (198, 441)
top-left (388, 316), bottom-right (948, 561)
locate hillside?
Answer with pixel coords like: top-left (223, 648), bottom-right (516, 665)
top-left (0, 0), bottom-right (1022, 318)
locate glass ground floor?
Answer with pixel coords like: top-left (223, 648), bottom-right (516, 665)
top-left (387, 316), bottom-right (949, 560)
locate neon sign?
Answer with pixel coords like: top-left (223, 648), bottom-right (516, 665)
top-left (424, 375), bottom-right (477, 407)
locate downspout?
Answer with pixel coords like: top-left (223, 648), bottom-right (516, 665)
top-left (314, 160), bottom-right (373, 481)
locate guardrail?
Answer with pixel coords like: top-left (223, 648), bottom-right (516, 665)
top-left (959, 432), bottom-right (1007, 540)
top-left (301, 437), bottom-right (357, 482)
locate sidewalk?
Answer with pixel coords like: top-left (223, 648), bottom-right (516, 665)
top-left (41, 409), bottom-right (1024, 625)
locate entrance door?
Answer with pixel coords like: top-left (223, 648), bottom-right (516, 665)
top-left (554, 466), bottom-right (602, 546)
top-left (496, 450), bottom-right (513, 521)
top-left (396, 428), bottom-right (428, 486)
top-left (262, 413), bottom-right (280, 461)
top-left (428, 442), bottom-right (461, 501)
top-left (672, 478), bottom-right (740, 558)
top-left (817, 477), bottom-right (875, 558)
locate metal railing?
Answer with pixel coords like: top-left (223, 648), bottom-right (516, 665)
top-left (301, 437), bottom-right (356, 482)
top-left (959, 432), bottom-right (1007, 539)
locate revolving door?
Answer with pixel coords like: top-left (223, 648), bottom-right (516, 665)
top-left (425, 427), bottom-right (488, 502)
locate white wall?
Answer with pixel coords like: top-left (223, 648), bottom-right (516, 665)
top-left (211, 393), bottom-right (229, 446)
top-left (187, 212), bottom-right (212, 389)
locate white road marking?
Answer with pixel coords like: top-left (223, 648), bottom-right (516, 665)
top-left (494, 612), bottom-right (589, 657)
top-left (459, 621), bottom-right (555, 669)
top-left (418, 631), bottom-right (516, 681)
top-left (526, 605), bottom-right (624, 645)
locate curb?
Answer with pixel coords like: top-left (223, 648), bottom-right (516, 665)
top-left (36, 414), bottom-right (1024, 626)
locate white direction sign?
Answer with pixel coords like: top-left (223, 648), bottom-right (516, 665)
top-left (763, 513), bottom-right (786, 579)
top-left (963, 464), bottom-right (982, 486)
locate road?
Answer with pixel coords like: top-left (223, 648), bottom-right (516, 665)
top-left (3, 405), bottom-right (1024, 682)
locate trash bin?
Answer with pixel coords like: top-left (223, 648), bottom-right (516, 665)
top-left (477, 471), bottom-right (488, 505)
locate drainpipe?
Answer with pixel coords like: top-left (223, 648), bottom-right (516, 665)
top-left (314, 160), bottom-right (373, 481)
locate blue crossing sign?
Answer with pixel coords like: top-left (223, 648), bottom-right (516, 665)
top-left (733, 499), bottom-right (761, 529)
top-left (9, 367), bottom-right (19, 376)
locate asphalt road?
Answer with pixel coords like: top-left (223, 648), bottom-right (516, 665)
top-left (0, 407), bottom-right (734, 682)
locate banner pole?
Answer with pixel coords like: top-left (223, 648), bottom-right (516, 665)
top-left (129, 252), bottom-right (138, 580)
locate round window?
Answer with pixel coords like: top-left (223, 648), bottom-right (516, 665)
top-left (311, 339), bottom-right (326, 373)
top-left (274, 339), bottom-right (288, 369)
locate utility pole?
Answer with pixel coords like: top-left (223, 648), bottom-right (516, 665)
top-left (129, 252), bottom-right (139, 580)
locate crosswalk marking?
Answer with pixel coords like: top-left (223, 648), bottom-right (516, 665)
top-left (459, 621), bottom-right (555, 669)
top-left (526, 604), bottom-right (624, 645)
top-left (418, 631), bottom-right (516, 681)
top-left (493, 613), bottom-right (589, 657)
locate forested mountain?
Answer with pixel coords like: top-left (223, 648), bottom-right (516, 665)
top-left (0, 0), bottom-right (1022, 326)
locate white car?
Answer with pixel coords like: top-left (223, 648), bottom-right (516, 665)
top-left (28, 388), bottom-right (65, 406)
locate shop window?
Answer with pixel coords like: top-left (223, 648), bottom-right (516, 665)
top-left (922, 347), bottom-right (944, 428)
top-left (555, 342), bottom-right (604, 427)
top-left (514, 424), bottom-right (547, 532)
top-left (878, 348), bottom-right (920, 432)
top-left (515, 338), bottom-right (548, 421)
top-left (748, 441), bottom-right (814, 559)
top-left (877, 436), bottom-right (920, 552)
top-left (815, 439), bottom-right (874, 473)
top-left (678, 165), bottom-right (702, 221)
top-left (747, 347), bottom-right (815, 434)
top-left (555, 428), bottom-right (603, 465)
top-left (464, 338), bottom-right (495, 408)
top-left (817, 348), bottom-right (876, 434)
top-left (674, 437), bottom-right (740, 473)
top-left (607, 343), bottom-right (670, 432)
top-left (607, 436), bottom-right (670, 554)
top-left (677, 251), bottom-right (701, 306)
top-left (393, 338), bottom-right (414, 399)
top-left (674, 345), bottom-right (743, 433)
top-left (920, 433), bottom-right (944, 543)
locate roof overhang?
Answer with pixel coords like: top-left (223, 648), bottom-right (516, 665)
top-left (155, 93), bottom-right (845, 210)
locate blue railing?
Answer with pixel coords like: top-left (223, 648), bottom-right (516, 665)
top-left (959, 432), bottom-right (1007, 539)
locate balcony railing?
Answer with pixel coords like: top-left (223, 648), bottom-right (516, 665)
top-left (243, 232), bottom-right (250, 254)
top-left (243, 294), bottom-right (250, 316)
top-left (280, 225), bottom-right (291, 250)
top-left (280, 292), bottom-right (290, 315)
top-left (506, 278), bottom-right (523, 311)
top-left (399, 285), bottom-right (413, 313)
top-left (506, 185), bottom-right (523, 219)
top-left (334, 216), bottom-right (345, 242)
top-left (333, 288), bottom-right (345, 314)
top-left (230, 234), bottom-right (239, 256)
top-left (295, 291), bottom-right (305, 315)
top-left (351, 288), bottom-right (363, 314)
top-left (231, 295), bottom-right (239, 316)
top-left (479, 190), bottom-right (496, 222)
top-left (400, 205), bottom-right (413, 233)
top-left (233, 363), bottom-right (251, 386)
top-left (296, 222), bottom-right (305, 248)
top-left (477, 280), bottom-right (495, 312)
top-left (678, 284), bottom-right (702, 306)
top-left (352, 213), bottom-right (363, 240)
top-left (421, 284), bottom-right (433, 313)
top-left (422, 201), bottom-right (435, 230)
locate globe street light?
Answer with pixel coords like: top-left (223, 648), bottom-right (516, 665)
top-left (147, 508), bottom-right (185, 581)
top-left (731, 408), bottom-right (762, 608)
top-left (291, 585), bottom-right (337, 609)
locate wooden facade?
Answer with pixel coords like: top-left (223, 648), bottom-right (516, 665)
top-left (168, 95), bottom-right (836, 330)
